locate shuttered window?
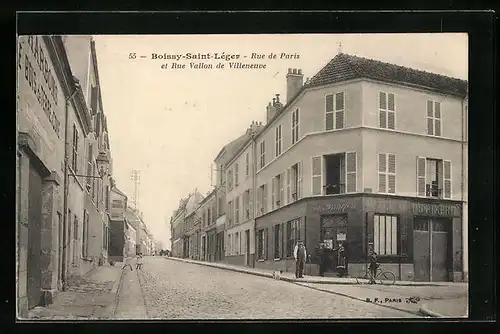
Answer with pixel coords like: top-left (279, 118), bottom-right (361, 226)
top-left (87, 143), bottom-right (93, 189)
top-left (427, 100), bottom-right (442, 136)
top-left (443, 160), bottom-right (452, 199)
top-left (379, 92), bottom-right (395, 129)
top-left (346, 152), bottom-right (357, 193)
top-left (325, 92), bottom-right (345, 130)
top-left (378, 153), bottom-right (396, 194)
top-left (291, 108), bottom-right (300, 144)
top-left (235, 196), bottom-right (240, 224)
top-left (286, 168), bottom-right (291, 204)
top-left (234, 163), bottom-right (239, 186)
top-left (416, 157), bottom-right (451, 199)
top-left (297, 161), bottom-right (302, 199)
top-left (312, 156), bottom-right (323, 196)
top-left (245, 152), bottom-right (249, 178)
top-left (279, 172), bottom-right (285, 206)
top-left (260, 141), bottom-right (265, 168)
top-left (417, 157), bottom-right (427, 196)
top-left (71, 125), bottom-right (79, 172)
top-left (275, 125), bottom-right (282, 157)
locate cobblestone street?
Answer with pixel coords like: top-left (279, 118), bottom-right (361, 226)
top-left (119, 257), bottom-right (419, 319)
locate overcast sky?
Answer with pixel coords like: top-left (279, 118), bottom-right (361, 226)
top-left (93, 33), bottom-right (468, 249)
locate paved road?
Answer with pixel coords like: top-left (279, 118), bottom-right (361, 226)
top-left (130, 256), bottom-right (419, 319)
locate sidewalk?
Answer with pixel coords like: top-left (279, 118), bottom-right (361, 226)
top-left (419, 297), bottom-right (468, 318)
top-left (165, 257), bottom-right (463, 287)
top-left (27, 263), bottom-right (123, 320)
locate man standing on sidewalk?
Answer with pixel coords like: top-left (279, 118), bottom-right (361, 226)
top-left (294, 240), bottom-right (307, 278)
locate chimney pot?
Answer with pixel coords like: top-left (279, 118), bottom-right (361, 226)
top-left (298, 69), bottom-right (302, 75)
top-left (288, 68), bottom-right (292, 74)
top-left (293, 69), bottom-right (297, 74)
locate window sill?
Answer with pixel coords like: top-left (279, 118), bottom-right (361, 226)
top-left (257, 259), bottom-right (265, 262)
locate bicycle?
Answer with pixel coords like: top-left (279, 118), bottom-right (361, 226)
top-left (354, 266), bottom-right (396, 285)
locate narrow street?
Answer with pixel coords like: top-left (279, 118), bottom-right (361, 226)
top-left (114, 256), bottom-right (419, 319)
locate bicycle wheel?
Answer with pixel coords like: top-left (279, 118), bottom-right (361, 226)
top-left (377, 271), bottom-right (396, 285)
top-left (354, 269), bottom-right (370, 284)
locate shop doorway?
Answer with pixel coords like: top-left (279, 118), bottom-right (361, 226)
top-left (320, 214), bottom-right (348, 276)
top-left (413, 218), bottom-right (451, 282)
top-left (27, 163), bottom-right (43, 309)
top-left (245, 229), bottom-right (250, 266)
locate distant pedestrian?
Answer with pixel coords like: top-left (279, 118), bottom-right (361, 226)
top-left (122, 254), bottom-right (133, 271)
top-left (136, 253), bottom-right (144, 270)
top-left (294, 240), bottom-right (307, 278)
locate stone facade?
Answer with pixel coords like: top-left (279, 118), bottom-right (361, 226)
top-left (17, 35), bottom-right (114, 318)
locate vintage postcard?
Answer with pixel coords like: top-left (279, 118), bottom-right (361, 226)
top-left (16, 32), bottom-right (468, 320)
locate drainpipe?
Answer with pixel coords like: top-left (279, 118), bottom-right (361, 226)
top-left (61, 89), bottom-right (78, 291)
top-left (460, 96), bottom-right (466, 281)
top-left (251, 132), bottom-right (257, 268)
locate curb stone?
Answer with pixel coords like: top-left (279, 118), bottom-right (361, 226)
top-left (164, 257), bottom-right (444, 287)
top-left (418, 304), bottom-right (444, 318)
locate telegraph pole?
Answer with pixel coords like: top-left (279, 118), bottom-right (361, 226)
top-left (130, 169), bottom-right (141, 210)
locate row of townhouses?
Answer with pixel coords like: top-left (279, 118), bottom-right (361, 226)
top-left (16, 35), bottom-right (131, 317)
top-left (169, 52), bottom-right (468, 284)
top-left (107, 188), bottom-right (155, 262)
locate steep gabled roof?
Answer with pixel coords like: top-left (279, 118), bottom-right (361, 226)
top-left (307, 53), bottom-right (468, 98)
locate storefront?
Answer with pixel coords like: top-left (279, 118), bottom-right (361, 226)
top-left (255, 194), bottom-right (464, 282)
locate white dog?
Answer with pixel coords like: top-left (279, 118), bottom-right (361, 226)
top-left (272, 270), bottom-right (283, 280)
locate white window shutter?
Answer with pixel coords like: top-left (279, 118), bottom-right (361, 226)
top-left (417, 157), bottom-right (426, 196)
top-left (378, 153), bottom-right (387, 193)
top-left (388, 154), bottom-right (396, 194)
top-left (286, 168), bottom-right (291, 204)
top-left (280, 173), bottom-right (285, 204)
top-left (297, 161), bottom-right (303, 199)
top-left (443, 160), bottom-right (452, 199)
top-left (346, 152), bottom-right (357, 193)
top-left (249, 189), bottom-right (253, 218)
top-left (312, 156), bottom-right (322, 196)
top-left (335, 92), bottom-right (345, 129)
top-left (256, 187), bottom-right (261, 216)
top-left (388, 93), bottom-right (395, 130)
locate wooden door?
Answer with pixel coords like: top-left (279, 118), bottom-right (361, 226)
top-left (413, 219), bottom-right (430, 281)
top-left (431, 219), bottom-right (449, 281)
top-left (27, 163), bottom-right (43, 309)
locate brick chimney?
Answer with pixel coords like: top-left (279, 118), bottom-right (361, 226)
top-left (286, 68), bottom-right (304, 103)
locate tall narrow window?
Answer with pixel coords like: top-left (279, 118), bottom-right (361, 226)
top-left (286, 168), bottom-right (291, 204)
top-left (235, 196), bottom-right (240, 224)
top-left (260, 141), bottom-right (266, 168)
top-left (378, 153), bottom-right (396, 194)
top-left (71, 125), bottom-right (79, 171)
top-left (227, 170), bottom-right (233, 191)
top-left (326, 92), bottom-right (345, 130)
top-left (275, 125), bottom-right (282, 157)
top-left (374, 214), bottom-right (398, 255)
top-left (427, 100), bottom-right (442, 136)
top-left (291, 163), bottom-right (299, 201)
top-left (234, 163), bottom-right (239, 186)
top-left (245, 152), bottom-right (249, 178)
top-left (379, 92), bottom-right (396, 129)
top-left (291, 108), bottom-right (300, 144)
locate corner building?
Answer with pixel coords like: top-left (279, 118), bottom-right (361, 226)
top-left (253, 53), bottom-right (468, 282)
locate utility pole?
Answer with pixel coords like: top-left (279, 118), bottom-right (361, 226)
top-left (130, 169), bottom-right (141, 211)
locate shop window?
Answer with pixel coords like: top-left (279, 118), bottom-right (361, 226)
top-left (374, 214), bottom-right (398, 256)
top-left (274, 224), bottom-right (282, 259)
top-left (287, 219), bottom-right (300, 257)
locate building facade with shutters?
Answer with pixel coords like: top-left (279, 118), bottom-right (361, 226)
top-left (64, 37), bottom-right (113, 277)
top-left (108, 186), bottom-right (128, 262)
top-left (199, 190), bottom-right (217, 261)
top-left (253, 53), bottom-right (468, 283)
top-left (224, 122), bottom-right (263, 267)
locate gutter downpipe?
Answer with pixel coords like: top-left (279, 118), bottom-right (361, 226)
top-left (460, 94), bottom-right (466, 282)
top-left (62, 88), bottom-right (78, 291)
top-left (251, 132), bottom-right (257, 268)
